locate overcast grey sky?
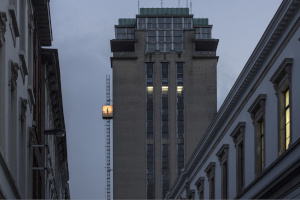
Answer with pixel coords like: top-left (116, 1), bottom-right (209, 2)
top-left (50, 0), bottom-right (282, 199)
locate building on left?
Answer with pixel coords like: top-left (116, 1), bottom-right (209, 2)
top-left (0, 0), bottom-right (70, 199)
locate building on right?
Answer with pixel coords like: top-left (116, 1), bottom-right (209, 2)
top-left (166, 0), bottom-right (300, 199)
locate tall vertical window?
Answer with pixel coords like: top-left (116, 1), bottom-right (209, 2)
top-left (185, 182), bottom-right (195, 199)
top-left (230, 122), bottom-right (246, 194)
top-left (248, 94), bottom-right (266, 176)
top-left (260, 120), bottom-right (265, 170)
top-left (238, 142), bottom-right (244, 191)
top-left (285, 89), bottom-right (290, 150)
top-left (161, 63), bottom-right (169, 198)
top-left (216, 144), bottom-right (229, 199)
top-left (195, 177), bottom-right (204, 200)
top-left (270, 58), bottom-right (292, 155)
top-left (205, 162), bottom-right (216, 200)
top-left (177, 63), bottom-right (184, 174)
top-left (146, 63), bottom-right (154, 199)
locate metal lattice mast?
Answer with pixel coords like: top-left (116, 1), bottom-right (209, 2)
top-left (105, 75), bottom-right (111, 200)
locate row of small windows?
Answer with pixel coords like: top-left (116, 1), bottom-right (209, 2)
top-left (115, 26), bottom-right (212, 40)
top-left (146, 62), bottom-right (186, 198)
top-left (187, 60), bottom-right (292, 199)
top-left (137, 17), bottom-right (192, 30)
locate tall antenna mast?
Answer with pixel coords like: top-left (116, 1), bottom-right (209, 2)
top-left (190, 0), bottom-right (192, 14)
top-left (161, 0), bottom-right (163, 8)
top-left (186, 0), bottom-right (188, 8)
top-left (138, 0), bottom-right (140, 14)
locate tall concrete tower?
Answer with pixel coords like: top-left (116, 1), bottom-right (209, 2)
top-left (110, 8), bottom-right (218, 199)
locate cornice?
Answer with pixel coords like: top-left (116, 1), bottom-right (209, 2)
top-left (41, 48), bottom-right (69, 188)
top-left (166, 0), bottom-right (300, 198)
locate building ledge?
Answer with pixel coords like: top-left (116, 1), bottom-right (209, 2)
top-left (113, 52), bottom-right (136, 58)
top-left (111, 39), bottom-right (136, 52)
top-left (194, 39), bottom-right (219, 51)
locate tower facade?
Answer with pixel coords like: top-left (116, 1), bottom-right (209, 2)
top-left (110, 8), bottom-right (218, 199)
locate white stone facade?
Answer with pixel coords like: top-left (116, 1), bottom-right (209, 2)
top-left (167, 0), bottom-right (300, 199)
top-left (0, 0), bottom-right (69, 199)
top-left (0, 0), bottom-right (34, 198)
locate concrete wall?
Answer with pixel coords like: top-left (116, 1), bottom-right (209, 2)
top-left (112, 26), bottom-right (218, 198)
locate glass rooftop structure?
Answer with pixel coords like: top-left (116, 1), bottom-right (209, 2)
top-left (115, 8), bottom-right (212, 53)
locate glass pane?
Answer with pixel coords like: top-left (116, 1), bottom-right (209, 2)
top-left (139, 18), bottom-right (146, 23)
top-left (285, 89), bottom-right (289, 107)
top-left (158, 43), bottom-right (164, 51)
top-left (147, 31), bottom-right (156, 36)
top-left (147, 64), bottom-right (153, 73)
top-left (166, 37), bottom-right (172, 42)
top-left (158, 31), bottom-right (164, 36)
top-left (286, 123), bottom-right (290, 150)
top-left (116, 28), bottom-right (126, 34)
top-left (177, 102), bottom-right (184, 109)
top-left (165, 43), bottom-right (171, 52)
top-left (175, 24), bottom-right (182, 29)
top-left (128, 28), bottom-right (134, 33)
top-left (174, 43), bottom-right (183, 52)
top-left (128, 34), bottom-right (134, 39)
top-left (165, 24), bottom-right (171, 29)
top-left (159, 36), bottom-right (164, 42)
top-left (173, 30), bottom-right (182, 36)
top-left (139, 24), bottom-right (146, 29)
top-left (286, 107), bottom-right (290, 125)
top-left (148, 44), bottom-right (156, 52)
top-left (184, 18), bottom-right (189, 23)
top-left (148, 18), bottom-right (156, 23)
top-left (148, 36), bottom-right (156, 43)
top-left (173, 18), bottom-right (181, 23)
top-left (177, 86), bottom-right (183, 95)
top-left (174, 36), bottom-right (182, 42)
top-left (158, 18), bottom-right (164, 23)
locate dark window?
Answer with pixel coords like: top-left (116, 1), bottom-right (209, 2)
top-left (147, 110), bottom-right (153, 120)
top-left (146, 63), bottom-right (154, 198)
top-left (248, 94), bottom-right (266, 176)
top-left (216, 144), bottom-right (229, 199)
top-left (238, 142), bottom-right (244, 191)
top-left (205, 163), bottom-right (216, 200)
top-left (230, 122), bottom-right (245, 194)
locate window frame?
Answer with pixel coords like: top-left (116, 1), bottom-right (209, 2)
top-left (204, 162), bottom-right (216, 200)
top-left (216, 144), bottom-right (229, 199)
top-left (248, 94), bottom-right (266, 177)
top-left (195, 177), bottom-right (204, 200)
top-left (269, 58), bottom-right (293, 156)
top-left (230, 122), bottom-right (246, 194)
